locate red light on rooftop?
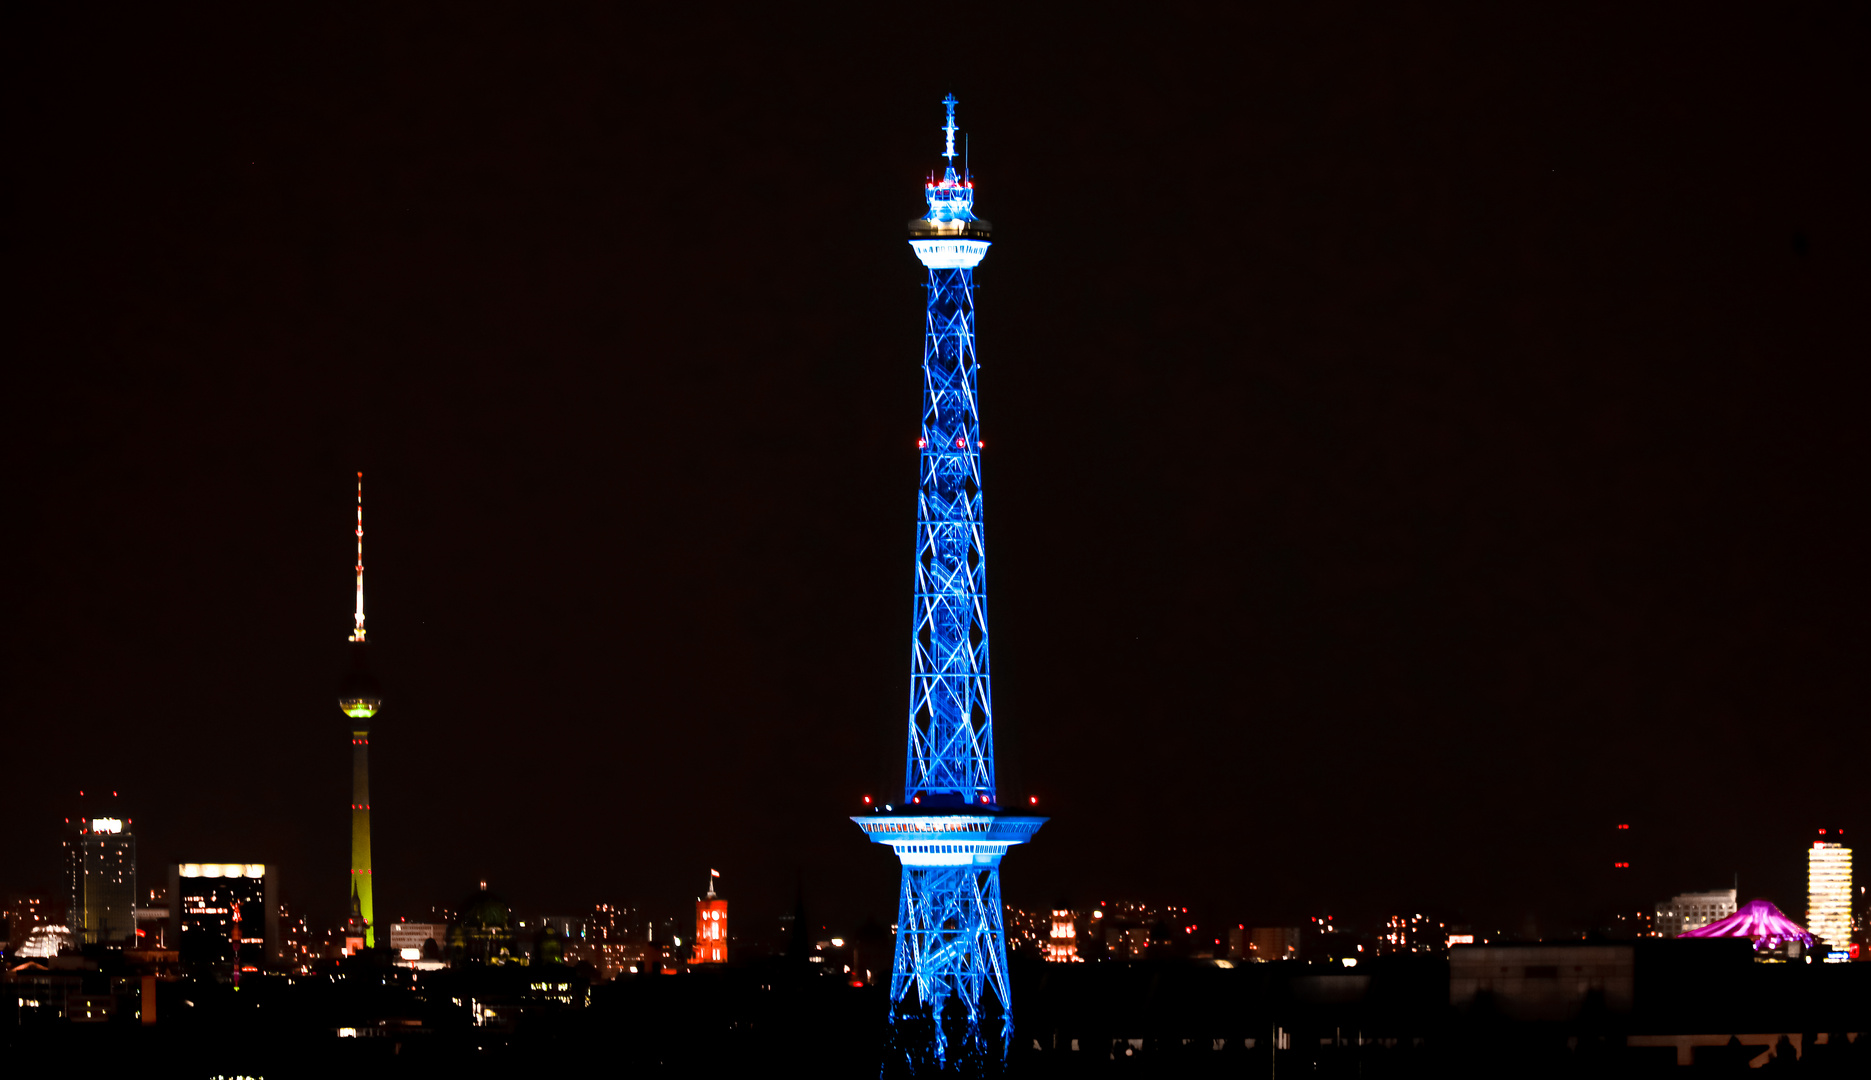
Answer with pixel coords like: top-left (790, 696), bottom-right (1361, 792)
top-left (1028, 796), bottom-right (1037, 805)
top-left (863, 795), bottom-right (872, 805)
top-left (1617, 824), bottom-right (1629, 830)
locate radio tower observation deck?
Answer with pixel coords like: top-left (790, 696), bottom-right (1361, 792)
top-left (338, 472), bottom-right (381, 949)
top-left (855, 96), bottom-right (1045, 1072)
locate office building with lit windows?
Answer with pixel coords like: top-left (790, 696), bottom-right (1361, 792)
top-left (565, 903), bottom-right (645, 977)
top-left (1655, 889), bottom-right (1737, 937)
top-left (389, 921), bottom-right (449, 958)
top-left (64, 809), bottom-right (137, 947)
top-left (1046, 910), bottom-right (1080, 962)
top-left (693, 871), bottom-right (727, 964)
top-left (169, 862), bottom-right (279, 973)
top-left (1242, 926), bottom-right (1301, 962)
top-left (1807, 831), bottom-right (1853, 952)
top-left (1376, 913), bottom-right (1450, 955)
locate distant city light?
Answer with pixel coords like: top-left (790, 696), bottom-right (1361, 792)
top-left (91, 817), bottom-right (123, 834)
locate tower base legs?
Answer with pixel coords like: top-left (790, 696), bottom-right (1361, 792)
top-left (886, 864), bottom-right (1011, 1075)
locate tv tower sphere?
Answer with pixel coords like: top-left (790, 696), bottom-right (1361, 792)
top-left (856, 96), bottom-right (1044, 1073)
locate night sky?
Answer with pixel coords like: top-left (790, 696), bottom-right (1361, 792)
top-left (5, 5), bottom-right (1865, 940)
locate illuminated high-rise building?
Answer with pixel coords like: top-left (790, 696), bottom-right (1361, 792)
top-left (1654, 888), bottom-right (1737, 937)
top-left (693, 870), bottom-right (727, 965)
top-left (338, 473), bottom-right (382, 949)
top-left (1807, 829), bottom-right (1852, 952)
top-left (170, 862), bottom-right (279, 973)
top-left (854, 96), bottom-right (1045, 1071)
top-left (1045, 911), bottom-right (1079, 963)
top-left (63, 793), bottom-right (137, 947)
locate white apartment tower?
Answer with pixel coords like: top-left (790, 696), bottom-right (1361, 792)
top-left (1807, 831), bottom-right (1853, 952)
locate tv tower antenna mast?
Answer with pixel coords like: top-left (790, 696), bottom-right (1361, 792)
top-left (855, 95), bottom-right (1044, 1073)
top-left (350, 473), bottom-right (366, 642)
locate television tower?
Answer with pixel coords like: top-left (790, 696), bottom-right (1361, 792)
top-left (338, 472), bottom-right (381, 948)
top-left (855, 96), bottom-right (1044, 1070)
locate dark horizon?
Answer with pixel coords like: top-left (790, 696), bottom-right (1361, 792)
top-left (4, 5), bottom-right (1864, 939)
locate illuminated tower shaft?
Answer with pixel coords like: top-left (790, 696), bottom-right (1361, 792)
top-left (908, 261), bottom-right (992, 801)
top-left (858, 96), bottom-right (1043, 1071)
top-left (349, 722), bottom-right (374, 945)
top-left (339, 473), bottom-right (382, 949)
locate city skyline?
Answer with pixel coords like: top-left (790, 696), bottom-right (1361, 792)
top-left (5, 6), bottom-right (1864, 944)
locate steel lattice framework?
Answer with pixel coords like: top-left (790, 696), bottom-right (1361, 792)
top-left (857, 96), bottom-right (1044, 1075)
top-left (907, 260), bottom-right (994, 805)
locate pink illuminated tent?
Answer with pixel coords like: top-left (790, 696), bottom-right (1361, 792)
top-left (1679, 899), bottom-right (1813, 951)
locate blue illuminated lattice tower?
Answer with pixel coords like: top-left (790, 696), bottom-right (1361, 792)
top-left (855, 96), bottom-right (1045, 1072)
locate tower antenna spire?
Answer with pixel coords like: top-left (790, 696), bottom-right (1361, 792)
top-left (349, 472), bottom-right (366, 642)
top-left (942, 93), bottom-right (959, 166)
